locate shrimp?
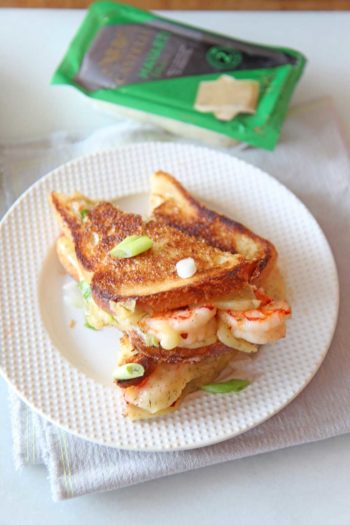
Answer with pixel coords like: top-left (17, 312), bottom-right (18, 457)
top-left (141, 305), bottom-right (217, 348)
top-left (218, 300), bottom-right (291, 345)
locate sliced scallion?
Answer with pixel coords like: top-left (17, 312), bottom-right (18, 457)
top-left (113, 363), bottom-right (145, 380)
top-left (80, 209), bottom-right (89, 220)
top-left (78, 280), bottom-right (92, 300)
top-left (201, 379), bottom-right (250, 394)
top-left (144, 333), bottom-right (160, 347)
top-left (109, 235), bottom-right (153, 259)
top-left (116, 235), bottom-right (141, 246)
top-left (84, 321), bottom-right (97, 331)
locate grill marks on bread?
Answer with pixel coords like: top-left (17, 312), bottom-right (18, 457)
top-left (150, 171), bottom-right (277, 284)
top-left (50, 192), bottom-right (253, 313)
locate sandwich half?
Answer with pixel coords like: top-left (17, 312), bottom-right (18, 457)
top-left (149, 170), bottom-right (290, 341)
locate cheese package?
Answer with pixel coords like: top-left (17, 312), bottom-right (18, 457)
top-left (52, 1), bottom-right (306, 150)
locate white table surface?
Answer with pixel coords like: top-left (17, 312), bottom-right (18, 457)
top-left (1, 8), bottom-right (350, 525)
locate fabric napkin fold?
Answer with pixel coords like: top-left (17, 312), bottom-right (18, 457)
top-left (2, 98), bottom-right (350, 501)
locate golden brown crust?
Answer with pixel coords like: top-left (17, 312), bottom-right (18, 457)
top-left (128, 331), bottom-right (234, 363)
top-left (151, 171), bottom-right (277, 285)
top-left (92, 255), bottom-right (252, 314)
top-left (50, 193), bottom-right (143, 272)
top-left (50, 191), bottom-right (253, 312)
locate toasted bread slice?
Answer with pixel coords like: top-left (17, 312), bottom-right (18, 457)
top-left (50, 192), bottom-right (143, 276)
top-left (150, 171), bottom-right (277, 284)
top-left (50, 192), bottom-right (253, 313)
top-left (116, 335), bottom-right (248, 419)
top-left (128, 330), bottom-right (233, 364)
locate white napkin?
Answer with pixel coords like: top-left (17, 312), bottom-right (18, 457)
top-left (2, 98), bottom-right (350, 501)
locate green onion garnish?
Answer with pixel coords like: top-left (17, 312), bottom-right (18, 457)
top-left (113, 363), bottom-right (145, 380)
top-left (80, 209), bottom-right (89, 220)
top-left (109, 235), bottom-right (153, 259)
top-left (84, 321), bottom-right (97, 330)
top-left (201, 379), bottom-right (250, 394)
top-left (144, 333), bottom-right (160, 347)
top-left (78, 280), bottom-right (91, 300)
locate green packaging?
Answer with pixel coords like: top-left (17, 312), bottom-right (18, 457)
top-left (52, 1), bottom-right (306, 150)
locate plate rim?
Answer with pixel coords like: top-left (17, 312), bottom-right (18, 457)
top-left (0, 141), bottom-right (340, 451)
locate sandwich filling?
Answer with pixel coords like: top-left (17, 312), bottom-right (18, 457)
top-left (59, 234), bottom-right (291, 356)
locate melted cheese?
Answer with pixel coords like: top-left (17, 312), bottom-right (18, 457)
top-left (84, 297), bottom-right (116, 330)
top-left (109, 302), bottom-right (146, 332)
top-left (217, 320), bottom-right (257, 353)
top-left (155, 326), bottom-right (180, 350)
top-left (57, 235), bottom-right (146, 331)
top-left (142, 307), bottom-right (218, 349)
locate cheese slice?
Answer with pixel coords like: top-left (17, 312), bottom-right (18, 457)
top-left (195, 75), bottom-right (260, 121)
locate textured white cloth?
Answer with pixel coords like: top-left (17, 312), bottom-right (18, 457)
top-left (2, 98), bottom-right (350, 500)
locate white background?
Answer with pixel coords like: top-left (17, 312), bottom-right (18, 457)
top-left (1, 8), bottom-right (350, 524)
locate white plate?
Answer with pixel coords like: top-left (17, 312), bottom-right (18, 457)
top-left (0, 143), bottom-right (339, 451)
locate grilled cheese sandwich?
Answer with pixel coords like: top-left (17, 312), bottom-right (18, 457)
top-left (50, 172), bottom-right (291, 419)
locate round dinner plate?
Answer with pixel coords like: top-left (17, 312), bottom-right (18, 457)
top-left (0, 143), bottom-right (339, 451)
